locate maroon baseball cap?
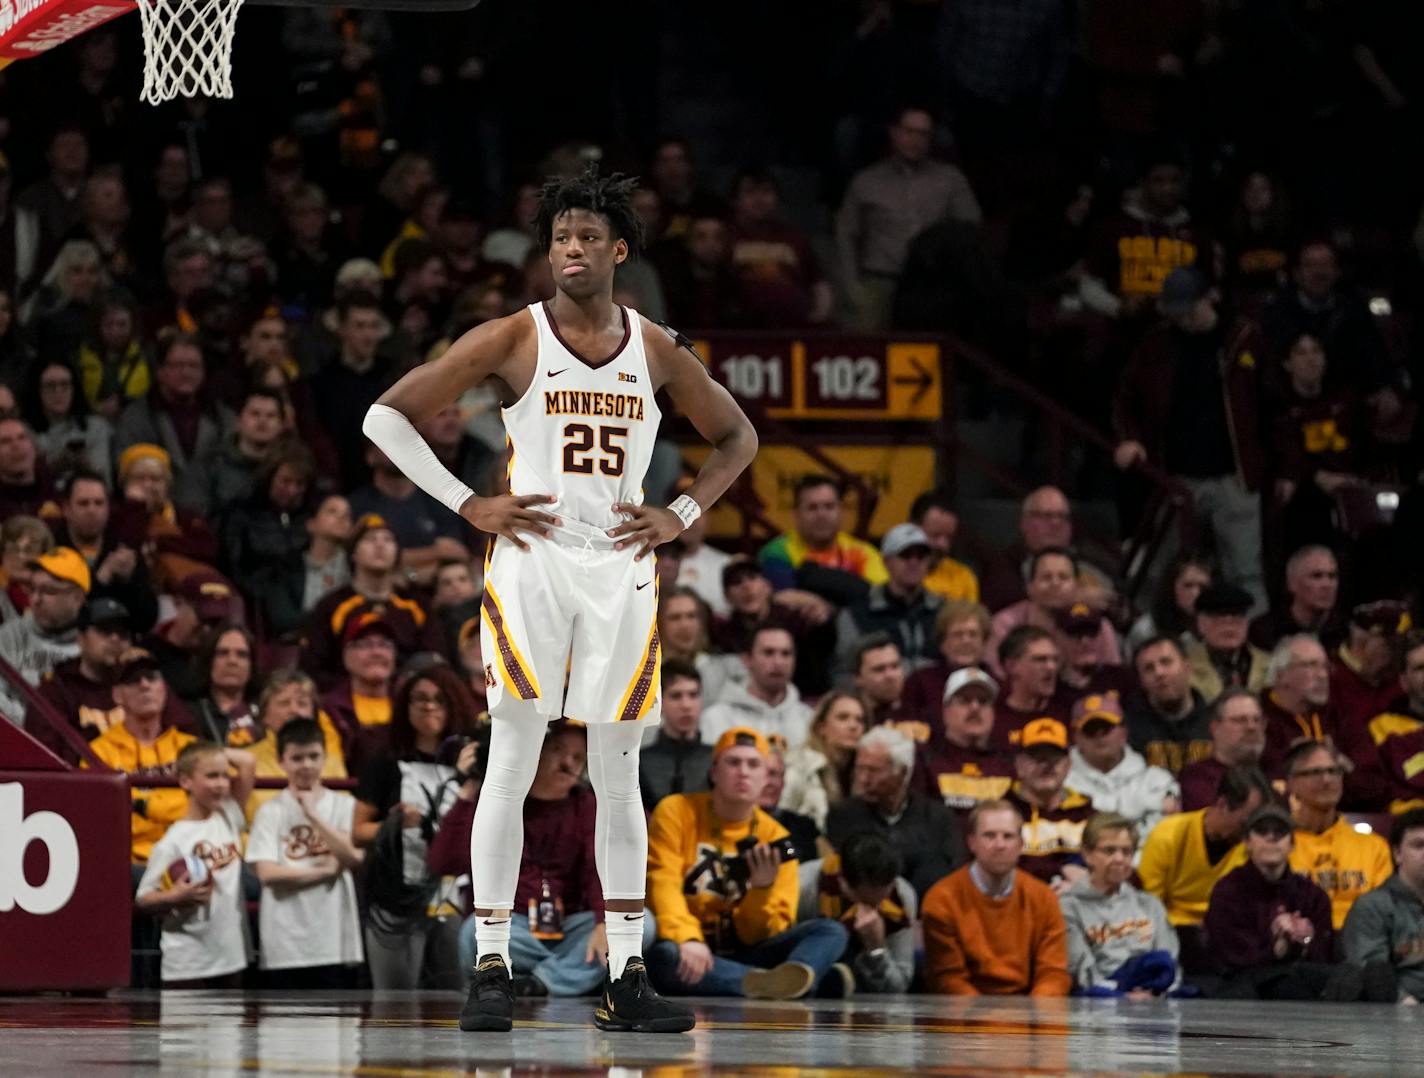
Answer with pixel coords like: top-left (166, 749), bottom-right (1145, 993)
top-left (1350, 600), bottom-right (1408, 634)
top-left (177, 570), bottom-right (238, 621)
top-left (1071, 692), bottom-right (1124, 731)
top-left (1054, 601), bottom-right (1101, 636)
top-left (348, 512), bottom-right (398, 556)
top-left (341, 609), bottom-right (397, 648)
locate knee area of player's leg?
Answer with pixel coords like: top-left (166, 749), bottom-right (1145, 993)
top-left (483, 719), bottom-right (546, 780)
top-left (479, 758), bottom-right (539, 800)
top-left (595, 791), bottom-right (640, 814)
top-left (589, 777), bottom-right (641, 802)
top-left (480, 777), bottom-right (527, 802)
top-left (587, 759), bottom-right (641, 797)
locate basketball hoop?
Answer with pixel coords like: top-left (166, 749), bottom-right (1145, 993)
top-left (135, 0), bottom-right (245, 104)
top-left (0, 0), bottom-right (484, 106)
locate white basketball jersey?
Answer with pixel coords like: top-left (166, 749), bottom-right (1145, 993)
top-left (502, 302), bottom-right (662, 532)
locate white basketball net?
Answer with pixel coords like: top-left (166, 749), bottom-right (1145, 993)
top-left (136, 0), bottom-right (246, 104)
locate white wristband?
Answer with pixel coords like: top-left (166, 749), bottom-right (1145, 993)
top-left (362, 403), bottom-right (476, 517)
top-left (667, 494), bottom-right (701, 532)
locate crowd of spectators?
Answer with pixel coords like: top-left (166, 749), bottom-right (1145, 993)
top-left (3, 2), bottom-right (1424, 1004)
top-left (11, 468), bottom-right (1424, 1001)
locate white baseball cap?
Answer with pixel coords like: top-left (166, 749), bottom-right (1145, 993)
top-left (881, 523), bottom-right (934, 559)
top-left (942, 666), bottom-right (999, 704)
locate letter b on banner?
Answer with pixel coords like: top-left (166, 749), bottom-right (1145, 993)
top-left (0, 782), bottom-right (80, 914)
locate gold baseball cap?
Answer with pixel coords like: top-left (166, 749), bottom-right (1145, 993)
top-left (31, 547), bottom-right (91, 594)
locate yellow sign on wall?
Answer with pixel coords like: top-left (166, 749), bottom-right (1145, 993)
top-left (682, 443), bottom-right (937, 541)
top-left (689, 337), bottom-right (943, 421)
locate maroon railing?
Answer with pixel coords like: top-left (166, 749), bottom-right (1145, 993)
top-left (939, 334), bottom-right (1195, 602)
top-left (0, 652), bottom-right (108, 769)
top-left (1, 655), bottom-right (357, 791)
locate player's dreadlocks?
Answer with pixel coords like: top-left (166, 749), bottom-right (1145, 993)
top-left (534, 164), bottom-right (646, 256)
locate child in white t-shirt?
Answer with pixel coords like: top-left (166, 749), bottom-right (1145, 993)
top-left (136, 741), bottom-right (257, 987)
top-left (247, 718), bottom-right (366, 988)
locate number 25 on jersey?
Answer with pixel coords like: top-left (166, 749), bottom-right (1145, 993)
top-left (562, 423), bottom-right (627, 476)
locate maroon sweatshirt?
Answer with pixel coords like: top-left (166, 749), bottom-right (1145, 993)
top-left (1360, 700), bottom-right (1424, 812)
top-left (1177, 755), bottom-right (1228, 812)
top-left (903, 661), bottom-right (955, 726)
top-left (992, 692), bottom-right (1072, 752)
top-left (300, 585), bottom-right (446, 688)
top-left (427, 784), bottom-right (604, 921)
top-left (1203, 861), bottom-right (1334, 971)
top-left (1259, 691), bottom-right (1334, 777)
top-left (1269, 385), bottom-right (1365, 484)
top-left (914, 740), bottom-right (1014, 813)
top-left (1113, 316), bottom-right (1266, 490)
top-left (25, 657), bottom-right (195, 764)
top-left (1330, 653), bottom-right (1400, 764)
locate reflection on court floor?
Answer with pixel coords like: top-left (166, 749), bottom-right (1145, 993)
top-left (0, 992), bottom-right (1405, 1076)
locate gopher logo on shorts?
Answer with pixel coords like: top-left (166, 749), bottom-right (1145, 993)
top-left (485, 663), bottom-right (497, 688)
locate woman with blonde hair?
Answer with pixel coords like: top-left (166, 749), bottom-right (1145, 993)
top-left (779, 690), bottom-right (869, 831)
top-left (903, 599), bottom-right (992, 722)
top-left (657, 585), bottom-right (739, 705)
top-left (21, 239), bottom-right (109, 362)
top-left (232, 666), bottom-right (348, 818)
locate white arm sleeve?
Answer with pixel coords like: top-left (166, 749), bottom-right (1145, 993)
top-left (362, 403), bottom-right (476, 517)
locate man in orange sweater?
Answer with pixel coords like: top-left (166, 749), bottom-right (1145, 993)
top-left (922, 799), bottom-right (1071, 995)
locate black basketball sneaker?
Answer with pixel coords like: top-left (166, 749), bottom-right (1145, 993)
top-left (594, 957), bottom-right (696, 1033)
top-left (459, 953), bottom-right (515, 1032)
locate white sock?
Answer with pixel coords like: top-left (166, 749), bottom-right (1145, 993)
top-left (476, 913), bottom-right (512, 973)
top-left (605, 911), bottom-right (644, 980)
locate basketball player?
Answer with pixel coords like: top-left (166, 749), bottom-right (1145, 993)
top-left (363, 167), bottom-right (758, 1033)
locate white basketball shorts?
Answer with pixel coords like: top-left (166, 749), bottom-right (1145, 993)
top-left (480, 519), bottom-right (660, 724)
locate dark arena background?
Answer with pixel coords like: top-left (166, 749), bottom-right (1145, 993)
top-left (4, 1), bottom-right (1424, 1075)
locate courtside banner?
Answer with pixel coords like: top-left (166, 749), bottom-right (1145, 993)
top-left (0, 768), bottom-right (132, 990)
top-left (0, 0), bottom-right (135, 61)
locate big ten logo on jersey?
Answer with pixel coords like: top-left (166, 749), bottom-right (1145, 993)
top-left (0, 783), bottom-right (80, 916)
top-left (192, 838), bottom-right (241, 874)
top-left (683, 842), bottom-right (744, 902)
top-left (618, 371), bottom-right (638, 384)
top-left (283, 824), bottom-right (331, 861)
